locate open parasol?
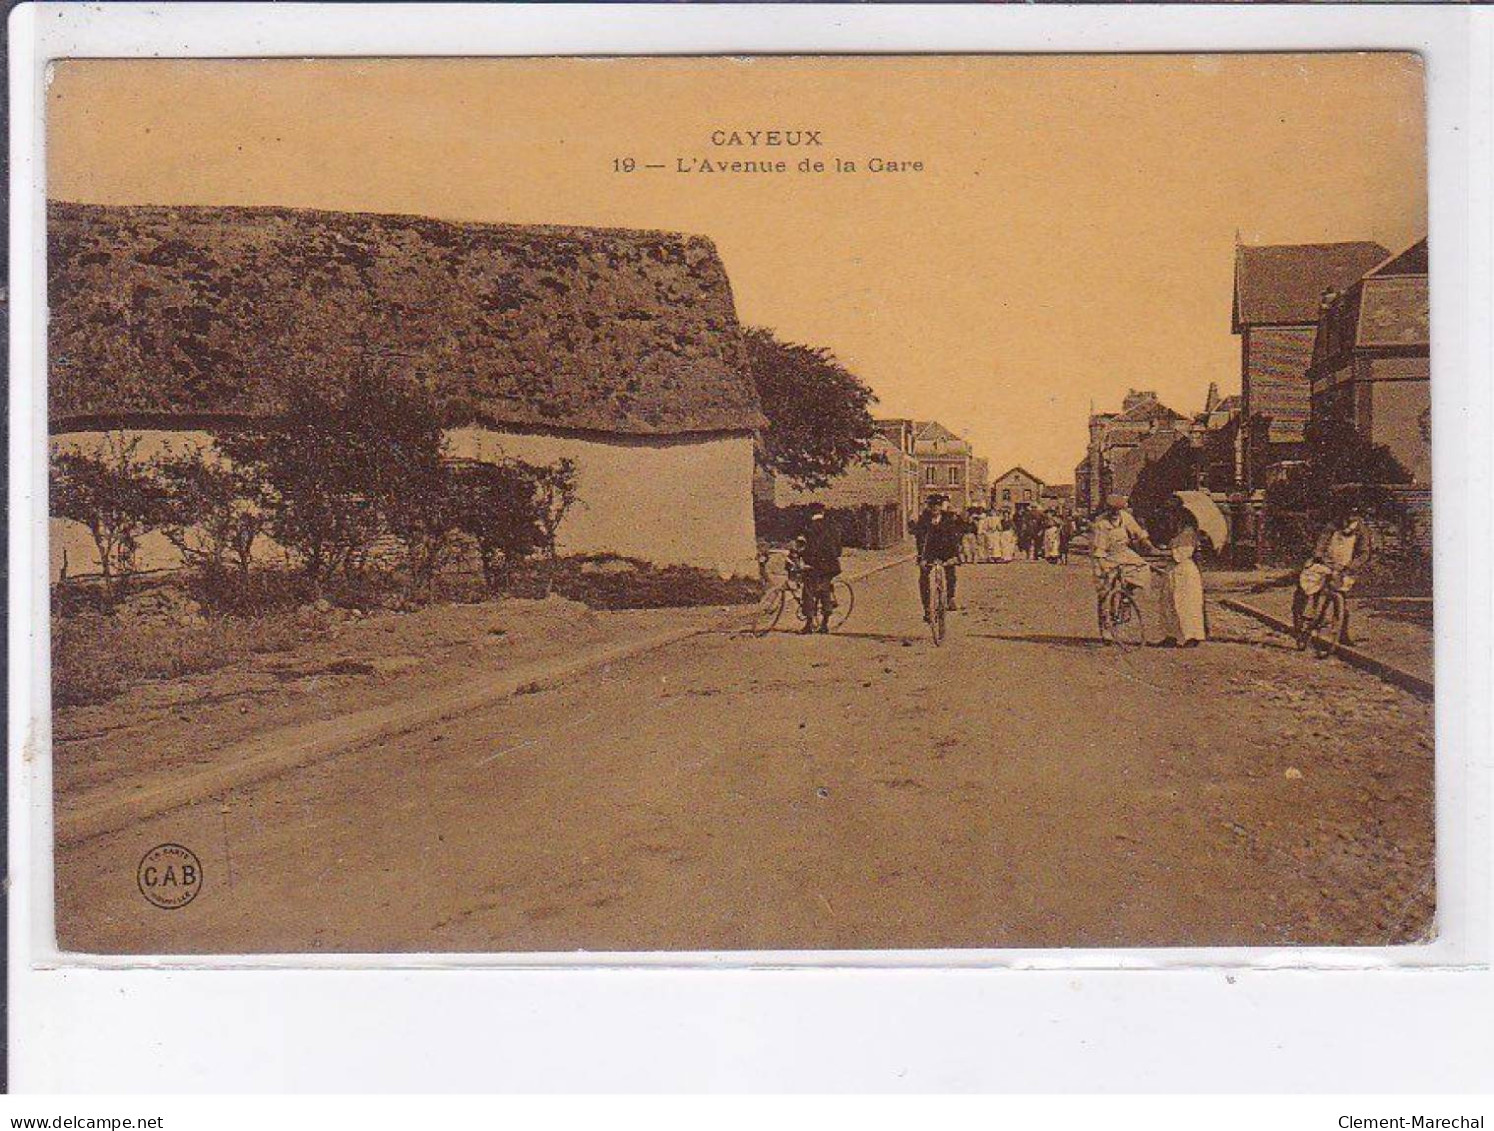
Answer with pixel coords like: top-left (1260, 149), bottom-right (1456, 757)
top-left (1172, 490), bottom-right (1229, 548)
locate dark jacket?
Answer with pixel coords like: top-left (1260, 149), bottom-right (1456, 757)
top-left (800, 518), bottom-right (842, 576)
top-left (913, 510), bottom-right (963, 563)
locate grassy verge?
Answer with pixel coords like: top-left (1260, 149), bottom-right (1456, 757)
top-left (52, 555), bottom-right (761, 709)
top-left (53, 607), bottom-right (323, 708)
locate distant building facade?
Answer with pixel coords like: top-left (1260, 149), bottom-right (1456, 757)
top-left (1078, 390), bottom-right (1194, 513)
top-left (913, 421), bottom-right (979, 510)
top-left (1193, 382), bottom-right (1243, 494)
top-left (990, 465), bottom-right (1045, 511)
top-left (1039, 483), bottom-right (1075, 514)
top-left (771, 432), bottom-right (914, 550)
top-left (874, 418), bottom-right (922, 528)
top-left (968, 457), bottom-right (990, 509)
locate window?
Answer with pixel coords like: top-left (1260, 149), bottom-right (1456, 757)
top-left (924, 465), bottom-right (937, 485)
top-left (1002, 489), bottom-right (1012, 502)
top-left (947, 466), bottom-right (960, 485)
top-left (1022, 489), bottom-right (1033, 501)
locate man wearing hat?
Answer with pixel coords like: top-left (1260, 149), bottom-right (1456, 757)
top-left (796, 503), bottom-right (843, 634)
top-left (913, 494), bottom-right (965, 622)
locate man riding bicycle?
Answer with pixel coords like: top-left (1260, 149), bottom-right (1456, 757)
top-left (1293, 503), bottom-right (1372, 648)
top-left (792, 503), bottom-right (843, 635)
top-left (913, 494), bottom-right (964, 622)
top-left (1090, 493), bottom-right (1159, 616)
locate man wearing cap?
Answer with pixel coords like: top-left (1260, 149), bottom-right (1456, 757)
top-left (796, 503), bottom-right (843, 634)
top-left (913, 494), bottom-right (965, 622)
top-left (1091, 493), bottom-right (1158, 610)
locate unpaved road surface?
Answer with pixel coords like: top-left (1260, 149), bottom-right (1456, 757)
top-left (56, 559), bottom-right (1434, 952)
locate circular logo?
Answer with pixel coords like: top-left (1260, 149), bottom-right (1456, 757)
top-left (137, 843), bottom-right (203, 910)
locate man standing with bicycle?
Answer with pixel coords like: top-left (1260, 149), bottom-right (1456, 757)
top-left (1293, 502), bottom-right (1373, 648)
top-left (913, 494), bottom-right (964, 623)
top-left (796, 503), bottom-right (843, 635)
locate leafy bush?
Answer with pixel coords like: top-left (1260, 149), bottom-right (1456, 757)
top-left (450, 457), bottom-right (579, 593)
top-left (214, 370), bottom-right (419, 587)
top-left (154, 446), bottom-right (269, 577)
top-left (183, 566), bottom-right (314, 617)
top-left (50, 433), bottom-right (170, 606)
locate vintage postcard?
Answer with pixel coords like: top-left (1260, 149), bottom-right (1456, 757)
top-left (43, 54), bottom-right (1434, 955)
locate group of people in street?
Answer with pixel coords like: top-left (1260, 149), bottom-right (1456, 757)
top-left (953, 505), bottom-right (1072, 564)
top-left (787, 488), bottom-right (1374, 649)
top-left (1090, 493), bottom-right (1372, 650)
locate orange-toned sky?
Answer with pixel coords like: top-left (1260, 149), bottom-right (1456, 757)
top-left (47, 55), bottom-right (1426, 482)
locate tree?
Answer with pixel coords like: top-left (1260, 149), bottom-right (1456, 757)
top-left (215, 368), bottom-right (444, 587)
top-left (1127, 437), bottom-right (1202, 538)
top-left (370, 382), bottom-right (462, 598)
top-left (50, 432), bottom-right (170, 607)
top-left (154, 446), bottom-right (269, 578)
top-left (532, 458), bottom-right (579, 558)
top-left (1271, 413), bottom-right (1413, 518)
top-left (449, 460), bottom-right (549, 592)
top-left (744, 327), bottom-right (880, 490)
top-left (1263, 414), bottom-right (1414, 562)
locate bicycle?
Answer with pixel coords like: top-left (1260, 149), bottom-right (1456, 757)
top-left (751, 550), bottom-right (855, 636)
top-left (1096, 564), bottom-right (1147, 650)
top-left (1296, 569), bottom-right (1349, 659)
top-left (925, 557), bottom-right (953, 646)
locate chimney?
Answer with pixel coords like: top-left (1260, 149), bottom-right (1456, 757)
top-left (1205, 382), bottom-right (1220, 414)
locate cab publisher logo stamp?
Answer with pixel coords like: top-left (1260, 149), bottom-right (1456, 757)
top-left (137, 843), bottom-right (202, 909)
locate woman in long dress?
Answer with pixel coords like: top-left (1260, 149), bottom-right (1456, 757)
top-left (1041, 515), bottom-right (1061, 562)
top-left (998, 512), bottom-right (1018, 561)
top-left (1158, 504), bottom-right (1207, 647)
top-left (977, 510), bottom-right (999, 562)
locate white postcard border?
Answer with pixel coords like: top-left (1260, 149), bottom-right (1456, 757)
top-left (9, 2), bottom-right (1492, 1092)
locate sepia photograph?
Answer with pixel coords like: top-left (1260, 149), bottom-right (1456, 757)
top-left (42, 54), bottom-right (1434, 955)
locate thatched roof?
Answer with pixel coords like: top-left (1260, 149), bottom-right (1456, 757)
top-left (48, 201), bottom-right (765, 436)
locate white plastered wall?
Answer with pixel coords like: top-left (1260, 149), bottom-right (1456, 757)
top-left (50, 426), bottom-right (762, 581)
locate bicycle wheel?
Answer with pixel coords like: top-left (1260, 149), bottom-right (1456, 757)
top-left (1107, 588), bottom-right (1145, 651)
top-left (829, 578), bottom-right (855, 630)
top-left (751, 586), bottom-right (788, 636)
top-left (1308, 591), bottom-right (1345, 658)
top-left (929, 569), bottom-right (947, 646)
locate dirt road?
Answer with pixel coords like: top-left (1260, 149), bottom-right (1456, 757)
top-left (56, 558), bottom-right (1434, 953)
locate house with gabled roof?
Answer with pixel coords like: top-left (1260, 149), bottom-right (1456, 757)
top-left (1232, 239), bottom-right (1390, 488)
top-left (47, 201), bottom-right (767, 578)
top-left (912, 420), bottom-right (980, 509)
top-left (990, 465), bottom-right (1045, 512)
top-left (1078, 390), bottom-right (1195, 514)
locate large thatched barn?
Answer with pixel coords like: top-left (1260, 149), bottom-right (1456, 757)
top-left (48, 201), bottom-right (766, 578)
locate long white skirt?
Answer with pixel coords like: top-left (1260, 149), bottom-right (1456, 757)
top-left (1159, 559), bottom-right (1206, 642)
